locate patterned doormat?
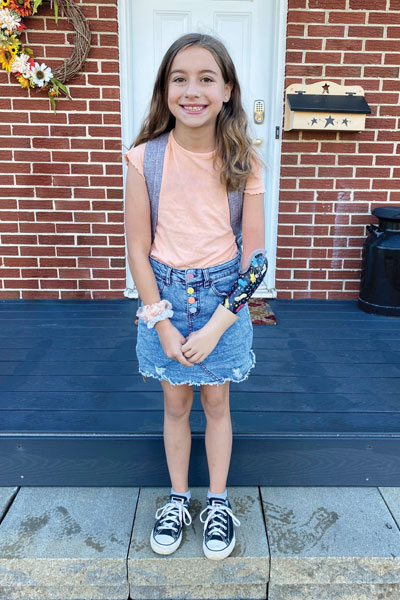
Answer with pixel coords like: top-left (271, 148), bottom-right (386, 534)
top-left (248, 298), bottom-right (277, 325)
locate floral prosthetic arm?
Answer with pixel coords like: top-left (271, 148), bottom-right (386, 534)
top-left (221, 248), bottom-right (268, 314)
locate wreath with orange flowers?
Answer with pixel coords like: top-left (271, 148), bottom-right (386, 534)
top-left (0, 0), bottom-right (91, 113)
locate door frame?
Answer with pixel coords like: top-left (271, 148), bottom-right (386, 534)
top-left (118, 0), bottom-right (288, 299)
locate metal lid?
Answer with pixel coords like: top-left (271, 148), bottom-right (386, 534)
top-left (372, 206), bottom-right (400, 222)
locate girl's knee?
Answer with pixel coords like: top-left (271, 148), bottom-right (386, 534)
top-left (201, 382), bottom-right (230, 419)
top-left (162, 381), bottom-right (193, 419)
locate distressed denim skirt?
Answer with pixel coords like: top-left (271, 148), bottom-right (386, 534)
top-left (136, 252), bottom-right (256, 386)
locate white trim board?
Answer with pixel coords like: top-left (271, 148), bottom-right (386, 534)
top-left (118, 0), bottom-right (287, 299)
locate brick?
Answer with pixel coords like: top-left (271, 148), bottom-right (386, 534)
top-left (309, 0), bottom-right (346, 6)
top-left (21, 268), bottom-right (58, 278)
top-left (329, 11), bottom-right (366, 24)
top-left (358, 143), bottom-right (394, 154)
top-left (285, 64), bottom-right (323, 76)
top-left (286, 50), bottom-right (304, 63)
top-left (343, 53), bottom-right (382, 64)
top-left (308, 25), bottom-right (345, 37)
top-left (59, 269), bottom-right (91, 279)
top-left (4, 280), bottom-right (39, 289)
top-left (38, 235), bottom-right (75, 245)
top-left (287, 10), bottom-right (325, 23)
top-left (40, 279), bottom-right (78, 289)
top-left (20, 245), bottom-right (56, 257)
top-left (41, 258), bottom-right (76, 267)
top-left (372, 178), bottom-right (400, 189)
top-left (294, 226), bottom-right (329, 236)
top-left (348, 26), bottom-right (384, 37)
top-left (79, 279), bottom-right (110, 289)
top-left (326, 39), bottom-right (362, 51)
top-left (353, 191), bottom-right (388, 202)
top-left (305, 51), bottom-right (342, 63)
top-left (287, 37), bottom-right (322, 50)
top-left (338, 155), bottom-right (373, 165)
top-left (379, 106), bottom-right (400, 117)
top-left (364, 66), bottom-right (399, 77)
top-left (57, 247), bottom-right (91, 257)
top-left (320, 143), bottom-right (356, 153)
top-left (36, 212), bottom-right (74, 222)
top-left (0, 211), bottom-right (35, 221)
top-left (350, 0), bottom-right (386, 7)
top-left (335, 179), bottom-right (371, 189)
top-left (55, 226), bottom-right (90, 236)
top-left (0, 268), bottom-right (20, 277)
top-left (300, 154), bottom-right (335, 165)
top-left (311, 280), bottom-right (343, 290)
top-left (355, 167), bottom-right (391, 178)
top-left (387, 26), bottom-right (400, 37)
top-left (318, 167), bottom-right (353, 178)
top-left (385, 54), bottom-right (400, 66)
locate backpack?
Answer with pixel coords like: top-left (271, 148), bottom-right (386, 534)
top-left (143, 131), bottom-right (244, 250)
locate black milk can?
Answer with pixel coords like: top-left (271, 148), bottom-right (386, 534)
top-left (358, 206), bottom-right (400, 316)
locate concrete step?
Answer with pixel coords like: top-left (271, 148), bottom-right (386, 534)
top-left (128, 486), bottom-right (269, 600)
top-left (262, 486), bottom-right (400, 600)
top-left (0, 487), bottom-right (139, 600)
top-left (0, 486), bottom-right (400, 599)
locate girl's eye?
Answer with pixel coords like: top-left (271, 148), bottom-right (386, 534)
top-left (202, 77), bottom-right (213, 82)
top-left (173, 77), bottom-right (185, 83)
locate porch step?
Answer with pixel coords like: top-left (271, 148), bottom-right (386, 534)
top-left (0, 486), bottom-right (400, 599)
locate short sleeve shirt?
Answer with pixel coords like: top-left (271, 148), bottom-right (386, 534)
top-left (124, 129), bottom-right (265, 269)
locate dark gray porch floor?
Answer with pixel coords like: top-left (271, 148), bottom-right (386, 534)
top-left (0, 298), bottom-right (399, 487)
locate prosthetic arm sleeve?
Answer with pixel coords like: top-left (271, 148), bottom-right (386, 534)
top-left (220, 248), bottom-right (268, 314)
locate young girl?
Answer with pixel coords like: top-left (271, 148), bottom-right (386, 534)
top-left (124, 33), bottom-right (267, 561)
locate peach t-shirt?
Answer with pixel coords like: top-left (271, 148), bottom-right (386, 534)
top-left (124, 130), bottom-right (265, 269)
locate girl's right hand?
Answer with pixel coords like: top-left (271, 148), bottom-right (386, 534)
top-left (154, 319), bottom-right (194, 367)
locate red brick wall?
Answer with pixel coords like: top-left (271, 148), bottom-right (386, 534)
top-left (2, 0), bottom-right (399, 299)
top-left (0, 0), bottom-right (124, 299)
top-left (279, 0), bottom-right (400, 299)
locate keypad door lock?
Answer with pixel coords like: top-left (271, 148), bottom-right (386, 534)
top-left (254, 99), bottom-right (265, 124)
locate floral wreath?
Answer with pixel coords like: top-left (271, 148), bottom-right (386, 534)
top-left (0, 0), bottom-right (90, 113)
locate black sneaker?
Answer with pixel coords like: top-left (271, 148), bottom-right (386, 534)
top-left (199, 496), bottom-right (241, 560)
top-left (150, 494), bottom-right (192, 555)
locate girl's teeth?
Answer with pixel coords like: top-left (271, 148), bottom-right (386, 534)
top-left (183, 106), bottom-right (204, 111)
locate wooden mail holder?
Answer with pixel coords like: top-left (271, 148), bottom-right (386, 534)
top-left (284, 80), bottom-right (371, 132)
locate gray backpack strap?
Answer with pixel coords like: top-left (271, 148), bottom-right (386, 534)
top-left (143, 131), bottom-right (170, 244)
top-left (228, 188), bottom-right (244, 245)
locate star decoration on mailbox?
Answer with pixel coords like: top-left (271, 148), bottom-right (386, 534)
top-left (322, 83), bottom-right (330, 94)
top-left (324, 115), bottom-right (335, 127)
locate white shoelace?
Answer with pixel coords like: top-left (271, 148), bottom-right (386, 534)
top-left (199, 503), bottom-right (241, 539)
top-left (155, 500), bottom-right (192, 533)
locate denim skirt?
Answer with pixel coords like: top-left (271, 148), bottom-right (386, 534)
top-left (136, 253), bottom-right (256, 386)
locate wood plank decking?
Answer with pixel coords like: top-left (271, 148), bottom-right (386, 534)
top-left (0, 298), bottom-right (399, 487)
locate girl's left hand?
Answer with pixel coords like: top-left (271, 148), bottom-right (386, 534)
top-left (181, 327), bottom-right (221, 363)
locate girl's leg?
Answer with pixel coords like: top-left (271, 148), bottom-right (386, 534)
top-left (161, 380), bottom-right (194, 492)
top-left (200, 381), bottom-right (232, 494)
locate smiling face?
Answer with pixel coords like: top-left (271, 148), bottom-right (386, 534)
top-left (167, 45), bottom-right (232, 136)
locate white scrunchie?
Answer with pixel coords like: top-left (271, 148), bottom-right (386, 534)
top-left (136, 299), bottom-right (174, 328)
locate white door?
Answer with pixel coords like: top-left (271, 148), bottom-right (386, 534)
top-left (119, 0), bottom-right (287, 298)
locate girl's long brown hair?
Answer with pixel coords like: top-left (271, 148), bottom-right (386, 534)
top-left (132, 33), bottom-right (256, 191)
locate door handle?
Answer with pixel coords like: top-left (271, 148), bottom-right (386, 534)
top-left (252, 138), bottom-right (264, 146)
top-left (254, 99), bottom-right (265, 124)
